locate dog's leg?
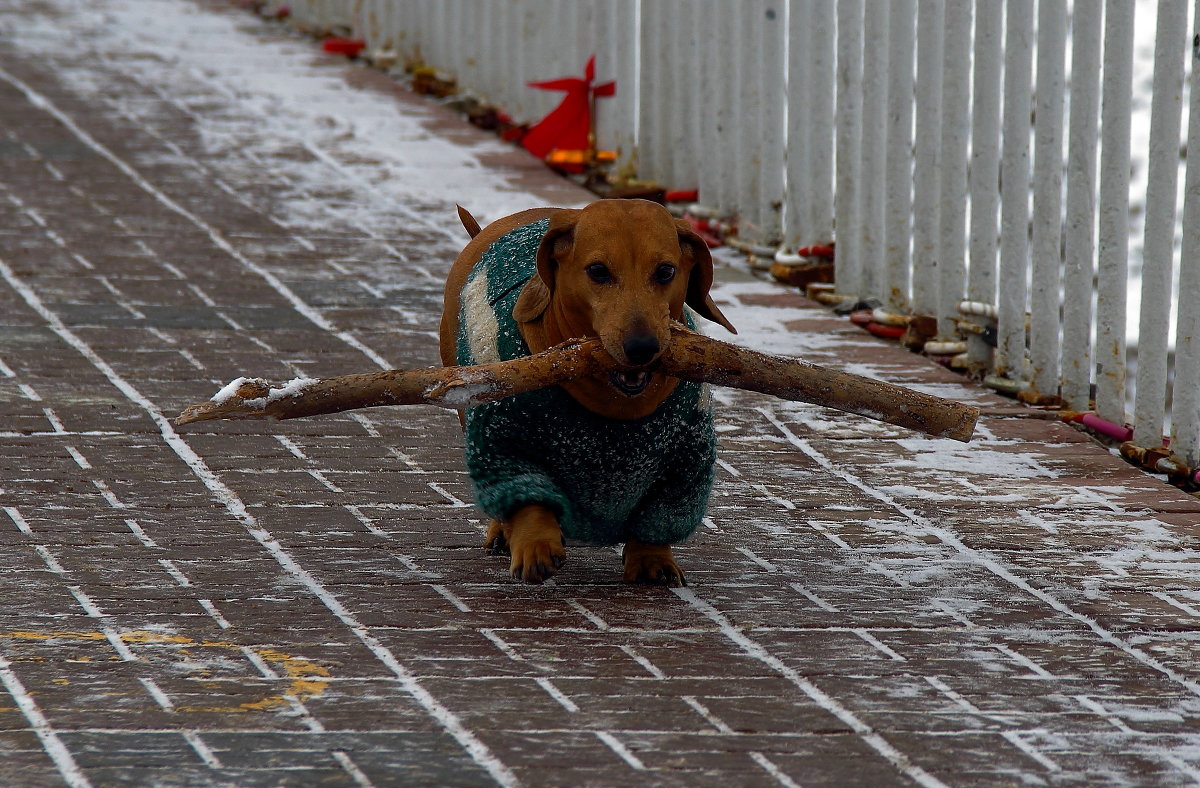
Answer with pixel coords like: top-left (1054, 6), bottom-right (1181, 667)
top-left (503, 504), bottom-right (565, 583)
top-left (622, 539), bottom-right (686, 587)
top-left (483, 519), bottom-right (510, 555)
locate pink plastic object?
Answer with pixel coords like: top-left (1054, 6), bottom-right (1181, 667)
top-left (1080, 413), bottom-right (1133, 442)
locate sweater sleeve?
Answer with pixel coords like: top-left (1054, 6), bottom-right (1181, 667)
top-left (625, 412), bottom-right (717, 545)
top-left (463, 398), bottom-right (571, 523)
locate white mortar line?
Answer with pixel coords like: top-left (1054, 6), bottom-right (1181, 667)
top-left (34, 545), bottom-right (67, 574)
top-left (790, 583), bottom-right (838, 612)
top-left (1154, 591), bottom-right (1200, 618)
top-left (431, 584), bottom-right (471, 613)
top-left (853, 629), bottom-right (907, 661)
top-left (0, 253), bottom-right (519, 788)
top-left (566, 600), bottom-right (611, 631)
top-left (675, 587), bottom-right (948, 788)
top-left (42, 408), bottom-right (66, 433)
top-left (139, 677), bottom-right (175, 711)
top-left (0, 656), bottom-right (92, 788)
top-left (183, 731), bottom-right (222, 769)
top-left (618, 645), bottom-right (666, 680)
top-left (761, 407), bottom-right (1200, 699)
top-left (736, 546), bottom-right (777, 572)
top-left (593, 731), bottom-right (646, 771)
top-left (1001, 731), bottom-right (1060, 772)
top-left (5, 505), bottom-right (33, 535)
top-left (197, 599), bottom-right (232, 629)
top-left (681, 696), bottom-right (734, 733)
top-left (158, 559), bottom-right (192, 587)
top-left (332, 750), bottom-right (375, 788)
top-left (534, 678), bottom-right (579, 713)
top-left (749, 751), bottom-right (803, 788)
top-left (65, 446), bottom-right (92, 470)
top-left (123, 519), bottom-right (158, 548)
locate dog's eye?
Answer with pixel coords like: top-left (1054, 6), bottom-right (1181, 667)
top-left (586, 263), bottom-right (613, 284)
top-left (653, 264), bottom-right (677, 284)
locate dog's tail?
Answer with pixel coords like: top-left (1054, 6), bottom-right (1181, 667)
top-left (456, 204), bottom-right (482, 239)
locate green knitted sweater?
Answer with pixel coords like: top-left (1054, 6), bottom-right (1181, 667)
top-left (456, 218), bottom-right (716, 545)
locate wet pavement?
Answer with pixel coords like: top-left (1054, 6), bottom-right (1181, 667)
top-left (2, 2), bottom-right (1200, 786)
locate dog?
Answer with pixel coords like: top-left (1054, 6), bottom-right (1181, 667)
top-left (439, 199), bottom-right (735, 586)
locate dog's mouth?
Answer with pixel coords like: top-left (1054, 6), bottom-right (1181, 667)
top-left (609, 370), bottom-right (652, 396)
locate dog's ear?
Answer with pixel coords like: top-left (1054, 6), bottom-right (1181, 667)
top-left (677, 219), bottom-right (736, 334)
top-left (515, 209), bottom-right (578, 323)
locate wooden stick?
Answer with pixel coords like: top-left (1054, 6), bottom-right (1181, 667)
top-left (175, 338), bottom-right (608, 425)
top-left (661, 328), bottom-right (978, 442)
top-left (175, 328), bottom-right (979, 442)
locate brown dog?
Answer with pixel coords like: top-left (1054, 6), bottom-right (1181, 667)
top-left (440, 199), bottom-right (735, 585)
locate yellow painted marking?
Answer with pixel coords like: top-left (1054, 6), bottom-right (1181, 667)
top-left (3, 630), bottom-right (332, 712)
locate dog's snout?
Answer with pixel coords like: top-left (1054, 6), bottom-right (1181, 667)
top-left (622, 333), bottom-right (661, 366)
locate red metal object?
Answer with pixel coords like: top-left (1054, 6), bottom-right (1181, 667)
top-left (665, 189), bottom-right (699, 203)
top-left (522, 56), bottom-right (615, 159)
top-left (322, 38), bottom-right (365, 58)
top-left (683, 216), bottom-right (722, 248)
top-left (865, 322), bottom-right (906, 340)
top-left (797, 244), bottom-right (835, 260)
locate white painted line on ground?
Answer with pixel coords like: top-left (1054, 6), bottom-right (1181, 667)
top-left (158, 559), bottom-right (192, 587)
top-left (183, 731), bottom-right (222, 769)
top-left (34, 545), bottom-right (66, 574)
top-left (853, 629), bottom-right (907, 661)
top-left (749, 751), bottom-right (803, 788)
top-left (566, 600), bottom-right (611, 631)
top-left (1154, 591), bottom-right (1200, 618)
top-left (593, 731), bottom-right (646, 771)
top-left (790, 583), bottom-right (838, 612)
top-left (0, 656), bottom-right (92, 788)
top-left (675, 587), bottom-right (949, 788)
top-left (430, 584), bottom-right (471, 613)
top-left (198, 599), bottom-right (232, 629)
top-left (42, 408), bottom-right (66, 433)
top-left (139, 677), bottom-right (175, 711)
top-left (534, 678), bottom-right (579, 713)
top-left (681, 696), bottom-right (734, 733)
top-left (332, 750), bottom-right (376, 788)
top-left (123, 519), bottom-right (157, 548)
top-left (91, 479), bottom-right (126, 509)
top-left (5, 505), bottom-right (33, 535)
top-left (618, 645), bottom-right (666, 679)
top-left (1001, 731), bottom-right (1060, 772)
top-left (65, 445), bottom-right (91, 469)
top-left (737, 546), bottom-right (777, 572)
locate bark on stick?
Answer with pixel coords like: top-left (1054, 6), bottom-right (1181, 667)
top-left (175, 328), bottom-right (979, 442)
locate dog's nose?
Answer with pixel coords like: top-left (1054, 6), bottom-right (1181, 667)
top-left (622, 333), bottom-right (661, 366)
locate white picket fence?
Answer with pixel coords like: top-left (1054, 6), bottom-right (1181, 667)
top-left (278, 0), bottom-right (1200, 472)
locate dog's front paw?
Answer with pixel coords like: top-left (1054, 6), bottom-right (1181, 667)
top-left (509, 536), bottom-right (565, 584)
top-left (505, 505), bottom-right (566, 584)
top-left (622, 540), bottom-right (686, 587)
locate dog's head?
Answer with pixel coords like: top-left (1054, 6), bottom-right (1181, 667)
top-left (514, 199), bottom-right (735, 415)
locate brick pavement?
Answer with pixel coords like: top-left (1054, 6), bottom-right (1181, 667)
top-left (2, 2), bottom-right (1200, 786)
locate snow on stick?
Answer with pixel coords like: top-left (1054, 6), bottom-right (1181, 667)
top-left (175, 328), bottom-right (979, 442)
